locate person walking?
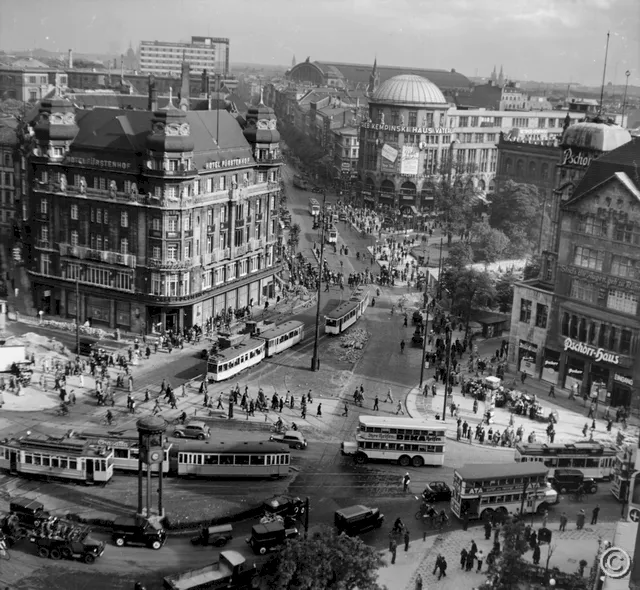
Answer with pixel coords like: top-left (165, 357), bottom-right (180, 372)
top-left (577, 509), bottom-right (586, 530)
top-left (549, 385), bottom-right (556, 398)
top-left (400, 340), bottom-right (405, 354)
top-left (532, 543), bottom-right (541, 565)
top-left (301, 405), bottom-right (306, 419)
top-left (316, 403), bottom-right (322, 417)
top-left (69, 390), bottom-right (76, 405)
top-left (415, 574), bottom-right (423, 590)
top-left (432, 554), bottom-right (442, 577)
top-left (385, 388), bottom-right (394, 403)
top-left (591, 504), bottom-right (600, 525)
top-left (465, 551), bottom-right (474, 571)
top-left (484, 520), bottom-right (492, 540)
top-left (396, 401), bottom-right (405, 415)
top-left (403, 529), bottom-right (410, 551)
top-left (476, 549), bottom-right (484, 572)
top-left (216, 393), bottom-right (224, 410)
top-left (542, 509), bottom-right (548, 529)
top-left (402, 472), bottom-right (411, 492)
top-left (390, 539), bottom-right (397, 565)
top-left (373, 395), bottom-right (379, 411)
top-left (438, 556), bottom-right (447, 580)
top-left (460, 548), bottom-right (468, 569)
top-left (342, 403), bottom-right (349, 417)
top-left (559, 512), bottom-right (568, 531)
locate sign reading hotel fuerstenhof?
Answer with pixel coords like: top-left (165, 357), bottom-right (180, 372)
top-left (361, 121), bottom-right (453, 134)
top-left (563, 337), bottom-right (620, 365)
top-left (204, 157), bottom-right (252, 170)
top-left (65, 154), bottom-right (132, 170)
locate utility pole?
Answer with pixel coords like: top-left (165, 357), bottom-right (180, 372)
top-left (311, 192), bottom-right (327, 371)
top-left (419, 257), bottom-right (431, 389)
top-left (441, 321), bottom-right (452, 420)
top-left (436, 237), bottom-right (444, 300)
top-left (75, 275), bottom-right (80, 355)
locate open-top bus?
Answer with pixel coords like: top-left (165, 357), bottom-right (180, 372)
top-left (451, 462), bottom-right (558, 522)
top-left (173, 441), bottom-right (290, 478)
top-left (514, 441), bottom-right (616, 480)
top-left (341, 416), bottom-right (446, 467)
top-left (309, 198), bottom-right (320, 217)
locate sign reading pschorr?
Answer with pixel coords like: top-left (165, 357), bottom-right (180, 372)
top-left (564, 337), bottom-right (620, 365)
top-left (561, 147), bottom-right (597, 168)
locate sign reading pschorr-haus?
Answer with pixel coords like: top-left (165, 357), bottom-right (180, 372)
top-left (563, 337), bottom-right (620, 365)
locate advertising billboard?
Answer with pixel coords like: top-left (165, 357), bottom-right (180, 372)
top-left (381, 143), bottom-right (398, 173)
top-left (400, 145), bottom-right (420, 175)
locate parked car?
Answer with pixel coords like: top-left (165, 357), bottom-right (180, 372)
top-left (551, 468), bottom-right (598, 495)
top-left (112, 517), bottom-right (167, 550)
top-left (334, 505), bottom-right (384, 536)
top-left (262, 495), bottom-right (306, 523)
top-left (190, 524), bottom-right (233, 547)
top-left (421, 481), bottom-right (452, 503)
top-left (172, 421), bottom-right (211, 440)
top-left (269, 430), bottom-right (307, 450)
top-left (246, 521), bottom-right (298, 555)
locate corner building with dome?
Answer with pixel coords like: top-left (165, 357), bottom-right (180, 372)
top-left (358, 74), bottom-right (452, 214)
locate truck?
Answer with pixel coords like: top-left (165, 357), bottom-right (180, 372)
top-left (163, 550), bottom-right (259, 590)
top-left (1, 499), bottom-right (105, 564)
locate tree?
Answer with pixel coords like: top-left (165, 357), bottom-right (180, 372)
top-left (262, 526), bottom-right (385, 590)
top-left (440, 266), bottom-right (495, 333)
top-left (478, 517), bottom-right (529, 590)
top-left (446, 241), bottom-right (474, 270)
top-left (471, 222), bottom-right (511, 263)
top-left (488, 180), bottom-right (541, 256)
top-left (494, 272), bottom-right (518, 313)
top-left (288, 223), bottom-right (301, 253)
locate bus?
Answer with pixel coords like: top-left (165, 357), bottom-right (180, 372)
top-left (514, 441), bottom-right (616, 481)
top-left (309, 199), bottom-right (320, 218)
top-left (451, 463), bottom-right (558, 522)
top-left (174, 441), bottom-right (290, 478)
top-left (260, 321), bottom-right (304, 356)
top-left (341, 416), bottom-right (446, 467)
top-left (611, 443), bottom-right (637, 502)
top-left (206, 339), bottom-right (266, 382)
top-left (327, 225), bottom-right (338, 244)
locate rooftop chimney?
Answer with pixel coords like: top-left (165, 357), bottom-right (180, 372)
top-left (68, 49), bottom-right (73, 69)
top-left (148, 75), bottom-right (157, 111)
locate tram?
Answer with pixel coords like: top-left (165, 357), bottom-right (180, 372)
top-left (206, 339), bottom-right (266, 382)
top-left (260, 321), bottom-right (304, 356)
top-left (74, 431), bottom-right (172, 474)
top-left (325, 288), bottom-right (370, 335)
top-left (0, 435), bottom-right (114, 484)
top-left (173, 441), bottom-right (290, 478)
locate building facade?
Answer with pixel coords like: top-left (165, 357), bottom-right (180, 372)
top-left (0, 119), bottom-right (18, 236)
top-left (25, 96), bottom-right (281, 334)
top-left (0, 59), bottom-right (68, 102)
top-left (139, 37), bottom-right (230, 77)
top-left (507, 132), bottom-right (639, 409)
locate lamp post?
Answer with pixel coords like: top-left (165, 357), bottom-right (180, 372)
top-left (75, 274), bottom-right (81, 355)
top-left (311, 192), bottom-right (327, 371)
top-left (419, 257), bottom-right (431, 389)
top-left (436, 237), bottom-right (444, 300)
top-left (621, 70), bottom-right (631, 124)
top-left (441, 320), bottom-right (452, 420)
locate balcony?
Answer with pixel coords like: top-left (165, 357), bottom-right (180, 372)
top-left (148, 229), bottom-right (162, 238)
top-left (35, 212), bottom-right (49, 222)
top-left (206, 224), bottom-right (215, 234)
top-left (148, 258), bottom-right (193, 270)
top-left (255, 212), bottom-right (264, 222)
top-left (58, 243), bottom-right (136, 268)
top-left (254, 154), bottom-right (283, 165)
top-left (233, 244), bottom-right (248, 258)
top-left (247, 238), bottom-right (265, 251)
top-left (235, 218), bottom-right (245, 228)
top-left (247, 182), bottom-right (278, 197)
top-left (194, 188), bottom-right (229, 205)
top-left (184, 229), bottom-right (193, 238)
top-left (165, 230), bottom-right (180, 239)
top-left (35, 239), bottom-right (54, 250)
top-left (144, 163), bottom-right (198, 178)
top-left (220, 221), bottom-right (230, 231)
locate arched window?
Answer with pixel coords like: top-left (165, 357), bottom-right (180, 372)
top-left (381, 179), bottom-right (395, 195)
top-left (400, 181), bottom-right (416, 195)
top-left (528, 162), bottom-right (536, 178)
top-left (541, 163), bottom-right (549, 179)
top-left (516, 160), bottom-right (524, 177)
top-left (478, 179), bottom-right (486, 191)
top-left (504, 158), bottom-right (512, 174)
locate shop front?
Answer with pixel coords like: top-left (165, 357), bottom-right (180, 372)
top-left (87, 295), bottom-right (111, 327)
top-left (611, 373), bottom-right (634, 408)
top-left (563, 356), bottom-right (585, 393)
top-left (541, 349), bottom-right (560, 384)
top-left (518, 340), bottom-right (538, 377)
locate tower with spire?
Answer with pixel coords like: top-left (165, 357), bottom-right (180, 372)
top-left (291, 55), bottom-right (296, 68)
top-left (490, 65), bottom-right (497, 83)
top-left (367, 57), bottom-right (380, 95)
top-left (498, 65), bottom-right (504, 87)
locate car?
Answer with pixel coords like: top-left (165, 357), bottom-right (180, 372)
top-left (262, 495), bottom-right (306, 523)
top-left (421, 481), bottom-right (452, 503)
top-left (190, 524), bottom-right (233, 547)
top-left (112, 517), bottom-right (167, 550)
top-left (172, 421), bottom-right (210, 440)
top-left (246, 521), bottom-right (298, 555)
top-left (334, 505), bottom-right (384, 536)
top-left (551, 468), bottom-right (598, 495)
top-left (269, 430), bottom-right (307, 450)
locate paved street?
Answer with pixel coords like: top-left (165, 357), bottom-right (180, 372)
top-left (0, 164), bottom-right (630, 589)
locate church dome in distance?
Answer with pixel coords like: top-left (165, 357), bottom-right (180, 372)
top-left (562, 122), bottom-right (631, 152)
top-left (372, 74), bottom-right (448, 106)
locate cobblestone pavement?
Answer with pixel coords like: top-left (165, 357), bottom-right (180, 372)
top-left (377, 521), bottom-right (617, 590)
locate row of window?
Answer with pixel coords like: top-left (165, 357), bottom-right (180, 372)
top-left (570, 279), bottom-right (638, 314)
top-left (519, 299), bottom-right (549, 328)
top-left (358, 441), bottom-right (444, 453)
top-left (520, 456), bottom-right (613, 468)
top-left (22, 454), bottom-right (110, 471)
top-left (560, 312), bottom-right (635, 355)
top-left (576, 215), bottom-right (640, 245)
top-left (178, 453), bottom-right (288, 466)
top-left (503, 158), bottom-right (551, 180)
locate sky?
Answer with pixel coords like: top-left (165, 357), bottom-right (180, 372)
top-left (1, 0), bottom-right (639, 87)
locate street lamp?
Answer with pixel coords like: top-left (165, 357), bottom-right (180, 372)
top-left (441, 321), bottom-right (452, 420)
top-left (621, 70), bottom-right (631, 125)
top-left (311, 192), bottom-right (328, 371)
top-left (75, 272), bottom-right (82, 355)
top-left (419, 257), bottom-right (431, 389)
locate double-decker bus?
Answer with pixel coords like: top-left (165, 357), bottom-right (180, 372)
top-left (173, 441), bottom-right (290, 478)
top-left (309, 198), bottom-right (320, 217)
top-left (451, 463), bottom-right (558, 522)
top-left (341, 416), bottom-right (446, 467)
top-left (611, 443), bottom-right (637, 502)
top-left (514, 441), bottom-right (616, 480)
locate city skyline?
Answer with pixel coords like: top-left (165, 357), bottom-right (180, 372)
top-left (0, 0), bottom-right (638, 87)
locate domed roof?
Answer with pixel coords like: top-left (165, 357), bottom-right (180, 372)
top-left (244, 101), bottom-right (280, 144)
top-left (372, 74), bottom-right (447, 106)
top-left (562, 122), bottom-right (632, 152)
